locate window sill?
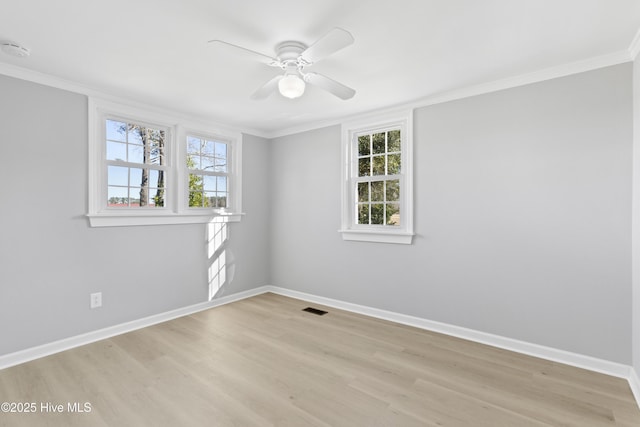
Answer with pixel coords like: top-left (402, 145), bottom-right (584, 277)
top-left (87, 211), bottom-right (244, 227)
top-left (339, 229), bottom-right (414, 244)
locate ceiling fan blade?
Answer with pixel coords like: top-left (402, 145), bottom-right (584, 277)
top-left (251, 75), bottom-right (283, 99)
top-left (304, 72), bottom-right (355, 100)
top-left (208, 39), bottom-right (281, 66)
top-left (300, 27), bottom-right (354, 64)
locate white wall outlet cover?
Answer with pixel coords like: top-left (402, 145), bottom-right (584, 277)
top-left (90, 292), bottom-right (102, 309)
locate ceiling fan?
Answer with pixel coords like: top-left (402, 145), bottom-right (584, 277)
top-left (209, 27), bottom-right (356, 100)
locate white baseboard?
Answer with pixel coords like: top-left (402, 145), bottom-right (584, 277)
top-left (2, 284), bottom-right (638, 410)
top-left (630, 368), bottom-right (640, 407)
top-left (265, 286), bottom-right (639, 408)
top-left (0, 286), bottom-right (270, 370)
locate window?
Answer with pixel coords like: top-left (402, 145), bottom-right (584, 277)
top-left (88, 98), bottom-right (243, 227)
top-left (106, 118), bottom-right (168, 208)
top-left (186, 135), bottom-right (229, 209)
top-left (340, 110), bottom-right (414, 244)
top-left (355, 129), bottom-right (402, 226)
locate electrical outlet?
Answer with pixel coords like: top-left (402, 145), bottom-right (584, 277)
top-left (90, 292), bottom-right (102, 309)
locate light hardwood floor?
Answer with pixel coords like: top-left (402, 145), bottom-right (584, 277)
top-left (1, 293), bottom-right (639, 426)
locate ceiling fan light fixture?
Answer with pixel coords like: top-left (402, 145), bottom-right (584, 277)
top-left (278, 74), bottom-right (305, 99)
top-left (220, 28), bottom-right (355, 100)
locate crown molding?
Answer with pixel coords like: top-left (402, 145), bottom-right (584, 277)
top-left (629, 26), bottom-right (640, 60)
top-left (265, 50), bottom-right (632, 139)
top-left (0, 61), bottom-right (268, 138)
top-left (411, 50), bottom-right (631, 108)
top-left (0, 47), bottom-right (633, 141)
top-left (0, 61), bottom-right (95, 97)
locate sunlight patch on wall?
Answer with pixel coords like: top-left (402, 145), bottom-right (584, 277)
top-left (208, 219), bottom-right (228, 258)
top-left (209, 250), bottom-right (226, 300)
top-left (207, 218), bottom-right (229, 300)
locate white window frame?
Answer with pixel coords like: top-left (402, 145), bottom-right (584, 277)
top-left (88, 98), bottom-right (243, 227)
top-left (340, 109), bottom-right (414, 244)
top-left (179, 128), bottom-right (242, 215)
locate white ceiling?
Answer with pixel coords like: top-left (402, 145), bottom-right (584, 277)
top-left (1, 0), bottom-right (640, 137)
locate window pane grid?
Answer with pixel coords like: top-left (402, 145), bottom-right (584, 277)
top-left (105, 119), bottom-right (167, 209)
top-left (354, 128), bottom-right (402, 227)
top-left (188, 183), bottom-right (229, 208)
top-left (355, 179), bottom-right (401, 227)
top-left (187, 136), bottom-right (228, 173)
top-left (107, 165), bottom-right (166, 208)
top-left (106, 119), bottom-right (166, 166)
top-left (187, 135), bottom-right (230, 209)
top-left (356, 130), bottom-right (401, 178)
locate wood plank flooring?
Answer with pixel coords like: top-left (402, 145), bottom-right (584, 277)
top-left (0, 293), bottom-right (639, 426)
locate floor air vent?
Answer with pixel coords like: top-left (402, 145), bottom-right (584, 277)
top-left (302, 307), bottom-right (328, 316)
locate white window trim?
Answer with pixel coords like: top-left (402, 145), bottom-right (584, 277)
top-left (339, 109), bottom-right (414, 244)
top-left (178, 126), bottom-right (243, 216)
top-left (88, 97), bottom-right (243, 227)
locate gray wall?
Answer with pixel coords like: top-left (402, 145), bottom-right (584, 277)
top-left (0, 75), bottom-right (270, 356)
top-left (219, 133), bottom-right (271, 298)
top-left (633, 56), bottom-right (640, 375)
top-left (1, 63), bottom-right (634, 366)
top-left (270, 64), bottom-right (633, 364)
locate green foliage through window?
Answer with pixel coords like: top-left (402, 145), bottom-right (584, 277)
top-left (187, 136), bottom-right (229, 208)
top-left (355, 128), bottom-right (402, 226)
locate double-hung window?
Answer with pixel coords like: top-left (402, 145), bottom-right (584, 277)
top-left (186, 135), bottom-right (230, 209)
top-left (105, 118), bottom-right (169, 209)
top-left (340, 110), bottom-right (414, 244)
top-left (88, 98), bottom-right (243, 227)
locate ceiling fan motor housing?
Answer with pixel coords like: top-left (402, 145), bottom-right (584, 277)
top-left (230, 27), bottom-right (355, 100)
top-left (275, 41), bottom-right (308, 64)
